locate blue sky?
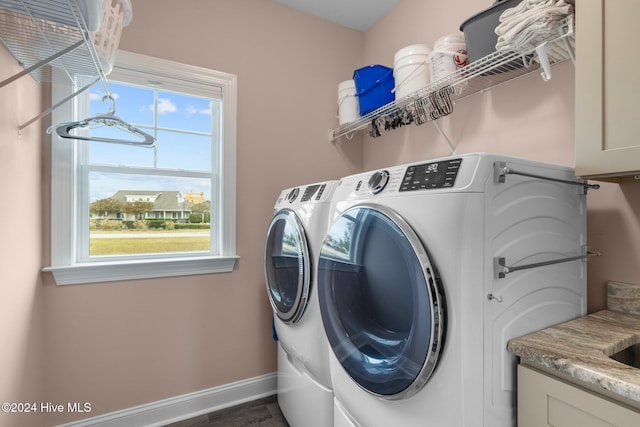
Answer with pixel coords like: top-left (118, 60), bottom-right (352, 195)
top-left (85, 81), bottom-right (218, 202)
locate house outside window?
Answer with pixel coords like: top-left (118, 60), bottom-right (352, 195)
top-left (45, 51), bottom-right (238, 285)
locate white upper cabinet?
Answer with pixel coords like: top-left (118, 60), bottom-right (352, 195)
top-left (575, 0), bottom-right (640, 181)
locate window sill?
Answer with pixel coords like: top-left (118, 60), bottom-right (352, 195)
top-left (42, 256), bottom-right (239, 285)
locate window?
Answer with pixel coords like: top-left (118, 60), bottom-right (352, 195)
top-left (44, 51), bottom-right (238, 285)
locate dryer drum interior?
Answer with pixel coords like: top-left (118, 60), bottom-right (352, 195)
top-left (318, 204), bottom-right (446, 399)
top-left (264, 209), bottom-right (311, 324)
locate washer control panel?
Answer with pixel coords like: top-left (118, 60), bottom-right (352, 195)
top-left (283, 183), bottom-right (330, 204)
top-left (367, 170), bottom-right (390, 194)
top-left (400, 158), bottom-right (462, 191)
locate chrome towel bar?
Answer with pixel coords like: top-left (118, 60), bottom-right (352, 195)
top-left (494, 246), bottom-right (600, 280)
top-left (494, 161), bottom-right (600, 194)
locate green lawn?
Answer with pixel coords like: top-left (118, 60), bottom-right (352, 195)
top-left (90, 235), bottom-right (210, 255)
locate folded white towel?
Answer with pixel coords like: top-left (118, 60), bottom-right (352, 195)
top-left (500, 0), bottom-right (556, 21)
top-left (500, 0), bottom-right (574, 20)
top-left (496, 2), bottom-right (572, 37)
top-left (495, 0), bottom-right (574, 55)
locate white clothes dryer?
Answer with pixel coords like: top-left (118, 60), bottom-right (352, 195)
top-left (264, 180), bottom-right (338, 427)
top-left (317, 153), bottom-right (589, 427)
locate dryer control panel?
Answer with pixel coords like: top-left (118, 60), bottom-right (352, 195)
top-left (301, 183), bottom-right (327, 201)
top-left (400, 158), bottom-right (462, 191)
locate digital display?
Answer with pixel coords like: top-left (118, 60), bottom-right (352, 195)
top-left (399, 158), bottom-right (462, 191)
top-left (301, 184), bottom-right (321, 201)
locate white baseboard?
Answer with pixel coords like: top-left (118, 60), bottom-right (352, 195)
top-left (57, 372), bottom-right (277, 427)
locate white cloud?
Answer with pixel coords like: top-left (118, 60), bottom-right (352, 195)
top-left (140, 98), bottom-right (178, 115)
top-left (201, 101), bottom-right (213, 116)
top-left (156, 98), bottom-right (178, 114)
top-left (185, 101), bottom-right (212, 116)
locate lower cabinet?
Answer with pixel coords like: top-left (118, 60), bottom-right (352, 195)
top-left (518, 365), bottom-right (640, 427)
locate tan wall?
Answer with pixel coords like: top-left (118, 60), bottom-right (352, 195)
top-left (39, 0), bottom-right (363, 425)
top-left (356, 0), bottom-right (640, 313)
top-left (0, 47), bottom-right (45, 427)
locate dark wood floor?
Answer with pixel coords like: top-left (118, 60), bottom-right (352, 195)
top-left (163, 395), bottom-right (290, 427)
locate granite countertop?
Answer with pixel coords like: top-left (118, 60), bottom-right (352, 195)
top-left (508, 282), bottom-right (640, 405)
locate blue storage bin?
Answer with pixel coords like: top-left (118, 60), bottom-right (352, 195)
top-left (353, 65), bottom-right (395, 116)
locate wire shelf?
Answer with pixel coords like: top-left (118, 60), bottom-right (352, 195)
top-left (331, 16), bottom-right (575, 141)
top-left (0, 0), bottom-right (109, 89)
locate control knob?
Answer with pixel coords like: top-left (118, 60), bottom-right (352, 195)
top-left (287, 187), bottom-right (299, 203)
top-left (368, 170), bottom-right (390, 194)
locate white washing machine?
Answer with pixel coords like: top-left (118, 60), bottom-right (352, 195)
top-left (317, 153), bottom-right (589, 427)
top-left (264, 180), bottom-right (338, 427)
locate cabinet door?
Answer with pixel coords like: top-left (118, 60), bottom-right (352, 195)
top-left (575, 0), bottom-right (640, 179)
top-left (518, 365), bottom-right (640, 427)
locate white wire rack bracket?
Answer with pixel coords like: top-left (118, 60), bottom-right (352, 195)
top-left (0, 0), bottom-right (114, 130)
top-left (330, 15), bottom-right (576, 143)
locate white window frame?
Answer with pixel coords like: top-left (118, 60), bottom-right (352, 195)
top-left (44, 51), bottom-right (238, 285)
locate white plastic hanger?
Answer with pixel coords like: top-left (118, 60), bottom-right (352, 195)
top-left (53, 95), bottom-right (157, 148)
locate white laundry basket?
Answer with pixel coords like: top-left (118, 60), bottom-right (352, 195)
top-left (91, 0), bottom-right (132, 75)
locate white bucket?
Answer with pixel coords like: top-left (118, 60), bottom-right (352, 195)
top-left (393, 44), bottom-right (431, 99)
top-left (337, 80), bottom-right (359, 125)
top-left (429, 34), bottom-right (468, 83)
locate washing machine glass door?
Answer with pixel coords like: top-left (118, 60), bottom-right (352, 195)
top-left (264, 209), bottom-right (311, 324)
top-left (318, 204), bottom-right (445, 399)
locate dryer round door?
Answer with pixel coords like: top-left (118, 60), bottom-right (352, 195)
top-left (264, 209), bottom-right (311, 324)
top-left (318, 204), bottom-right (445, 399)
